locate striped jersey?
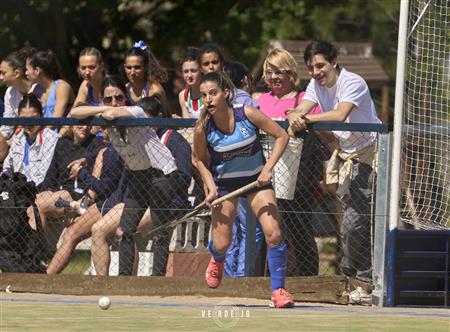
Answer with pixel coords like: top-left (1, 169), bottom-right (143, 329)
top-left (206, 106), bottom-right (264, 185)
top-left (184, 88), bottom-right (204, 119)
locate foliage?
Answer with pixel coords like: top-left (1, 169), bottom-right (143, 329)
top-left (0, 0), bottom-right (400, 89)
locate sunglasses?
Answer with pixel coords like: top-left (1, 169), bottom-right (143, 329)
top-left (103, 94), bottom-right (125, 104)
top-left (265, 69), bottom-right (289, 77)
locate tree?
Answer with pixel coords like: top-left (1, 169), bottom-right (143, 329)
top-left (0, 0), bottom-right (400, 94)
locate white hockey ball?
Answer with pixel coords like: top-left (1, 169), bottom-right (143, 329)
top-left (98, 296), bottom-right (111, 310)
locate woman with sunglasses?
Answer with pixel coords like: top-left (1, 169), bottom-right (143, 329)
top-left (123, 41), bottom-right (167, 106)
top-left (257, 48), bottom-right (324, 277)
top-left (257, 48), bottom-right (321, 119)
top-left (70, 75), bottom-right (179, 275)
top-left (90, 95), bottom-right (193, 276)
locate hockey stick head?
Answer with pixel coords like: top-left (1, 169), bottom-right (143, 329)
top-left (146, 180), bottom-right (259, 239)
top-left (146, 204), bottom-right (208, 239)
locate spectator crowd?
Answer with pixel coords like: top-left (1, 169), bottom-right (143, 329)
top-left (0, 39), bottom-right (380, 307)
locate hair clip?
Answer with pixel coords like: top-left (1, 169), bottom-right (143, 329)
top-left (132, 40), bottom-right (148, 51)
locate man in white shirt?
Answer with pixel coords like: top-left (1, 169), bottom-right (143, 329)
top-left (288, 40), bottom-right (380, 283)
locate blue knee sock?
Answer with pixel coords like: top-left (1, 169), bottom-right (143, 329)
top-left (268, 243), bottom-right (287, 291)
top-left (208, 241), bottom-right (226, 262)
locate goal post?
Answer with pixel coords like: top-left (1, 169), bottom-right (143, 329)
top-left (399, 0), bottom-right (450, 230)
top-left (383, 0), bottom-right (450, 307)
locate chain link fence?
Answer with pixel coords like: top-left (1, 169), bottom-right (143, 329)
top-left (0, 121), bottom-right (382, 284)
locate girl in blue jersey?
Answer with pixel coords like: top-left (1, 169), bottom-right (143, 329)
top-left (192, 71), bottom-right (294, 308)
top-left (25, 50), bottom-right (74, 119)
top-left (73, 47), bottom-right (104, 107)
top-left (72, 47), bottom-right (105, 137)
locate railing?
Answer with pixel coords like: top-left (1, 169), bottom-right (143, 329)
top-left (0, 118), bottom-right (392, 300)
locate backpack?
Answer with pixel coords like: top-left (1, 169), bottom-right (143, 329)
top-left (0, 172), bottom-right (46, 273)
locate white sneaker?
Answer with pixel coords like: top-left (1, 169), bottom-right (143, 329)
top-left (348, 286), bottom-right (372, 306)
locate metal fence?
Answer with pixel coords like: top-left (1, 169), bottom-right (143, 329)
top-left (0, 118), bottom-right (390, 287)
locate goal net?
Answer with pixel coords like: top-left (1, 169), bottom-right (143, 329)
top-left (401, 0), bottom-right (450, 229)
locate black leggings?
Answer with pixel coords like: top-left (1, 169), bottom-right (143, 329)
top-left (118, 168), bottom-right (178, 275)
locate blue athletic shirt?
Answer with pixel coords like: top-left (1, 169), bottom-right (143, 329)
top-left (87, 84), bottom-right (104, 138)
top-left (87, 85), bottom-right (101, 106)
top-left (0, 99), bottom-right (4, 118)
top-left (206, 105), bottom-right (265, 187)
top-left (42, 80), bottom-right (59, 117)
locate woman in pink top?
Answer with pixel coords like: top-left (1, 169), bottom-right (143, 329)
top-left (257, 48), bottom-right (322, 277)
top-left (257, 48), bottom-right (320, 119)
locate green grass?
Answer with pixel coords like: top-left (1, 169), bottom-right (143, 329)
top-left (318, 263), bottom-right (336, 276)
top-left (1, 301), bottom-right (448, 332)
top-left (317, 236), bottom-right (338, 276)
top-left (61, 251), bottom-right (91, 275)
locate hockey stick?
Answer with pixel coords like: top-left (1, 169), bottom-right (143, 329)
top-left (146, 180), bottom-right (260, 238)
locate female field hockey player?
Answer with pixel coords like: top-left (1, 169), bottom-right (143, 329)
top-left (192, 71), bottom-right (294, 308)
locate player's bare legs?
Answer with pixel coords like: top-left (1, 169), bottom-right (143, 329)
top-left (248, 188), bottom-right (294, 308)
top-left (205, 198), bottom-right (237, 288)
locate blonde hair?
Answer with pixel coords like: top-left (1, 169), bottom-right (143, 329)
top-left (262, 48), bottom-right (300, 90)
top-left (78, 47), bottom-right (104, 79)
top-left (195, 107), bottom-right (210, 133)
top-left (79, 47), bottom-right (103, 65)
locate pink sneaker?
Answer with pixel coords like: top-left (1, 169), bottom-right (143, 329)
top-left (271, 288), bottom-right (295, 308)
top-left (205, 257), bottom-right (224, 288)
